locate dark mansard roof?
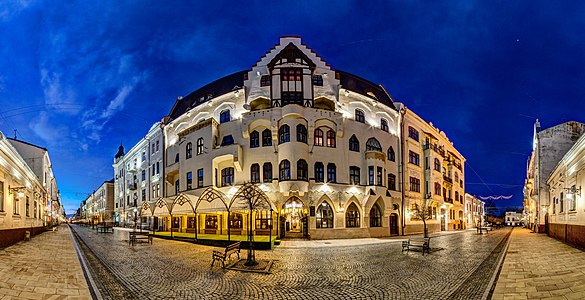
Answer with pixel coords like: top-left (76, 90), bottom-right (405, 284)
top-left (167, 69), bottom-right (396, 121)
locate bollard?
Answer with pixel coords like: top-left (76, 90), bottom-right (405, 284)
top-left (24, 231), bottom-right (31, 241)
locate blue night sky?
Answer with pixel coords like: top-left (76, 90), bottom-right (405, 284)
top-left (1, 1), bottom-right (584, 215)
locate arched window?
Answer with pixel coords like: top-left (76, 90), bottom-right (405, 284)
top-left (370, 204), bottom-right (382, 227)
top-left (388, 147), bottom-right (395, 161)
top-left (349, 135), bottom-right (360, 152)
top-left (326, 130), bottom-right (336, 148)
top-left (251, 164), bottom-right (260, 183)
top-left (314, 162), bottom-right (324, 182)
top-left (455, 191), bottom-right (459, 203)
top-left (297, 159), bottom-right (308, 180)
top-left (263, 163), bottom-right (272, 182)
top-left (327, 163), bottom-right (336, 183)
top-left (434, 158), bottom-right (441, 171)
top-left (262, 129), bottom-right (272, 146)
top-left (316, 201), bottom-right (334, 228)
top-left (221, 167), bottom-right (234, 186)
top-left (366, 137), bottom-right (382, 152)
top-left (279, 160), bottom-right (290, 180)
top-left (381, 118), bottom-right (389, 132)
top-left (355, 109), bottom-right (365, 123)
top-left (196, 138), bottom-right (204, 155)
top-left (250, 130), bottom-right (259, 148)
top-left (346, 203), bottom-right (360, 228)
top-left (186, 142), bottom-right (192, 159)
top-left (296, 124), bottom-right (307, 143)
top-left (314, 128), bottom-right (323, 146)
top-left (219, 109), bottom-right (231, 123)
top-left (278, 124), bottom-right (290, 144)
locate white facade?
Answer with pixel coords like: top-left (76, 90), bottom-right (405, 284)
top-left (464, 193), bottom-right (485, 228)
top-left (113, 122), bottom-right (163, 226)
top-left (83, 180), bottom-right (114, 224)
top-left (0, 132), bottom-right (49, 231)
top-left (505, 212), bottom-right (520, 226)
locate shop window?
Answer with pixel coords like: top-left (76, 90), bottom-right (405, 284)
top-left (370, 204), bottom-right (382, 227)
top-left (316, 202), bottom-right (334, 228)
top-left (205, 215), bottom-right (218, 229)
top-left (346, 203), bottom-right (360, 228)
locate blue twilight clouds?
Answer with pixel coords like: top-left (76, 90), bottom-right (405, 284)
top-left (0, 0), bottom-right (584, 214)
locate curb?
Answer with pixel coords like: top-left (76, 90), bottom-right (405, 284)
top-left (482, 227), bottom-right (513, 300)
top-left (68, 225), bottom-right (104, 300)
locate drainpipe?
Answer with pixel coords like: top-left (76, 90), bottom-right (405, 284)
top-left (399, 106), bottom-right (407, 236)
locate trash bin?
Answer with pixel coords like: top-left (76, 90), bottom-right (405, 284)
top-left (24, 231), bottom-right (31, 241)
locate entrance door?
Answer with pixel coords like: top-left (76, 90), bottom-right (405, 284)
top-left (389, 214), bottom-right (399, 235)
top-left (281, 197), bottom-right (306, 238)
top-left (440, 209), bottom-right (446, 231)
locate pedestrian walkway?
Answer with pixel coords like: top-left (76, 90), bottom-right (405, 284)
top-left (0, 225), bottom-right (91, 300)
top-left (492, 228), bottom-right (585, 300)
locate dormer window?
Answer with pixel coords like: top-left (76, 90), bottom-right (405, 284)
top-left (219, 110), bottom-right (231, 123)
top-left (260, 75), bottom-right (271, 87)
top-left (312, 75), bottom-right (323, 86)
top-left (281, 68), bottom-right (303, 106)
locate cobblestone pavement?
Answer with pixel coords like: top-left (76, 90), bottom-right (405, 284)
top-left (0, 225), bottom-right (91, 300)
top-left (492, 228), bottom-right (585, 300)
top-left (70, 225), bottom-right (512, 300)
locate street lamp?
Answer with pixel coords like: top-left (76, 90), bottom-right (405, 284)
top-left (133, 208), bottom-right (138, 231)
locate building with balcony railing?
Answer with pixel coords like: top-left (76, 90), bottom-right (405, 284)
top-left (113, 122), bottom-right (163, 227)
top-left (397, 103), bottom-right (466, 234)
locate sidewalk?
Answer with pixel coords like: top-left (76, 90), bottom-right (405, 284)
top-left (0, 225), bottom-right (91, 300)
top-left (492, 228), bottom-right (585, 300)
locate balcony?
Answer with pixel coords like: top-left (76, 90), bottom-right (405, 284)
top-left (444, 197), bottom-right (453, 204)
top-left (128, 182), bottom-right (137, 190)
top-left (443, 175), bottom-right (453, 184)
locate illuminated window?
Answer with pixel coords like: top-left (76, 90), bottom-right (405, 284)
top-left (346, 203), bottom-right (360, 228)
top-left (314, 128), bottom-right (324, 146)
top-left (370, 204), bottom-right (382, 227)
top-left (317, 202), bottom-right (334, 228)
top-left (326, 130), bottom-right (336, 148)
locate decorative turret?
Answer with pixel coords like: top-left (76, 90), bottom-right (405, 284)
top-left (114, 142), bottom-right (125, 162)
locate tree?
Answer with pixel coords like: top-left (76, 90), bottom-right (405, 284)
top-left (229, 183), bottom-right (272, 266)
top-left (411, 196), bottom-right (433, 238)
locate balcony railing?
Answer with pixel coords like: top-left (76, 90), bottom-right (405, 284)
top-left (443, 175), bottom-right (453, 184)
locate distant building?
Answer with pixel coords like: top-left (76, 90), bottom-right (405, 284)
top-left (524, 120), bottom-right (585, 232)
top-left (112, 122), bottom-right (163, 227)
top-left (464, 193), bottom-right (485, 228)
top-left (505, 212), bottom-right (520, 226)
top-left (546, 131), bottom-right (585, 248)
top-left (83, 179), bottom-right (114, 225)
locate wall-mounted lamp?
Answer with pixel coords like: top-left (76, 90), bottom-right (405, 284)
top-left (564, 186), bottom-right (581, 197)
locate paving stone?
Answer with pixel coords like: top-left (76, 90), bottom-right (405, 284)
top-left (70, 224), bottom-right (513, 299)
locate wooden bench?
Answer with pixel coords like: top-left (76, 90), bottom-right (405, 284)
top-left (477, 226), bottom-right (490, 234)
top-left (129, 232), bottom-right (153, 246)
top-left (211, 241), bottom-right (242, 268)
top-left (402, 237), bottom-right (431, 255)
top-left (97, 225), bottom-right (114, 233)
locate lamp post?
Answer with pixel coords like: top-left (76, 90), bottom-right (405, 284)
top-left (133, 208), bottom-right (138, 231)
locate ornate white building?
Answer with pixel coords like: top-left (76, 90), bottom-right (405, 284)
top-left (113, 122), bottom-right (164, 226)
top-left (127, 36), bottom-right (466, 240)
top-left (464, 193), bottom-right (485, 228)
